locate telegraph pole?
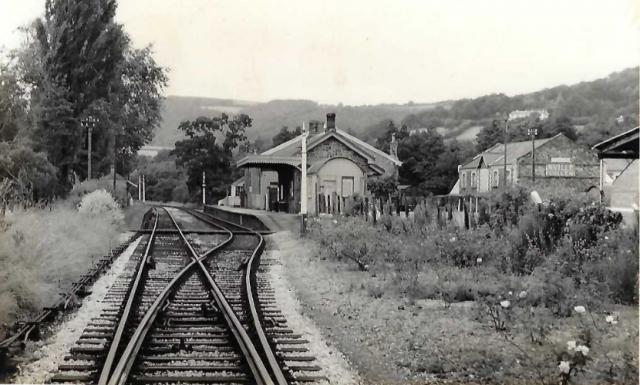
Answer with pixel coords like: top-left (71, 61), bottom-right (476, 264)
top-left (502, 116), bottom-right (509, 191)
top-left (202, 171), bottom-right (206, 206)
top-left (528, 126), bottom-right (538, 184)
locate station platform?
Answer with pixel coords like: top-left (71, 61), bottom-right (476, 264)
top-left (208, 205), bottom-right (301, 234)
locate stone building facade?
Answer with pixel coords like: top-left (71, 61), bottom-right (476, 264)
top-left (458, 134), bottom-right (599, 195)
top-left (235, 113), bottom-right (401, 214)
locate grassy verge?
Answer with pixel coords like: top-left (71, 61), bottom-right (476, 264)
top-left (0, 202), bottom-right (124, 339)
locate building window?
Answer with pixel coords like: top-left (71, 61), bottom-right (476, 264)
top-left (492, 170), bottom-right (499, 188)
top-left (236, 186), bottom-right (245, 197)
top-left (506, 169), bottom-right (512, 184)
top-left (341, 177), bottom-right (354, 197)
top-left (461, 172), bottom-right (466, 188)
top-left (471, 172), bottom-right (477, 189)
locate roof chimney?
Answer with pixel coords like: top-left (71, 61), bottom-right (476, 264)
top-left (389, 133), bottom-right (398, 159)
top-left (326, 113), bottom-right (336, 132)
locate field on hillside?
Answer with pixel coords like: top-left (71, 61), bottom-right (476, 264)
top-left (151, 67), bottom-right (638, 148)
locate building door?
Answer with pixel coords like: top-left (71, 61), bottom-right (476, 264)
top-left (267, 187), bottom-right (278, 211)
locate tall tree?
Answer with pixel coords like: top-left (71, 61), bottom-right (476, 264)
top-left (172, 114), bottom-right (250, 201)
top-left (32, 0), bottom-right (128, 190)
top-left (28, 0), bottom-right (167, 191)
top-left (375, 120), bottom-right (410, 152)
top-left (397, 128), bottom-right (446, 193)
top-left (272, 125), bottom-right (301, 147)
top-left (476, 120), bottom-right (504, 152)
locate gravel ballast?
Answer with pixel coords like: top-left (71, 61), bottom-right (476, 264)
top-left (265, 233), bottom-right (361, 385)
top-left (11, 236), bottom-right (143, 384)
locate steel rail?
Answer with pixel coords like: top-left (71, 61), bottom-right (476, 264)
top-left (0, 234), bottom-right (139, 351)
top-left (105, 208), bottom-right (274, 385)
top-left (97, 208), bottom-right (160, 385)
top-left (192, 209), bottom-right (289, 385)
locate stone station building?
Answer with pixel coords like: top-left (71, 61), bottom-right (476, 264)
top-left (235, 113), bottom-right (401, 215)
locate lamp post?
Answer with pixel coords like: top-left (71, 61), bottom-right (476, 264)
top-left (528, 126), bottom-right (538, 184)
top-left (81, 116), bottom-right (99, 180)
top-left (300, 122), bottom-right (309, 234)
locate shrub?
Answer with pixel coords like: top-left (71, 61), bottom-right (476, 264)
top-left (78, 189), bottom-right (125, 226)
top-left (0, 204), bottom-right (121, 337)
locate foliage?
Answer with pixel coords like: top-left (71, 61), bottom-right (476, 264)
top-left (367, 175), bottom-right (398, 198)
top-left (0, 203), bottom-right (121, 338)
top-left (374, 120), bottom-right (410, 151)
top-left (172, 114), bottom-right (250, 201)
top-left (0, 140), bottom-right (59, 203)
top-left (4, 0), bottom-right (169, 192)
top-left (272, 125), bottom-right (301, 147)
top-left (77, 188), bottom-right (124, 225)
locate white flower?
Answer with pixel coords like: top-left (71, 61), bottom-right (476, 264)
top-left (574, 306), bottom-right (586, 314)
top-left (476, 257), bottom-right (482, 263)
top-left (576, 345), bottom-right (589, 356)
top-left (558, 361), bottom-right (571, 374)
top-left (449, 237), bottom-right (456, 242)
top-left (606, 315), bottom-right (618, 325)
top-left (500, 300), bottom-right (510, 308)
top-left (508, 291), bottom-right (513, 296)
top-left (567, 340), bottom-right (576, 351)
top-left (605, 236), bottom-right (609, 240)
top-left (332, 220), bottom-right (338, 224)
top-left (518, 291), bottom-right (527, 299)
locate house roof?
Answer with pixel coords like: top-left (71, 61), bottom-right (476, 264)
top-left (461, 134), bottom-right (558, 169)
top-left (259, 128), bottom-right (402, 166)
top-left (236, 155), bottom-right (301, 168)
top-left (592, 126), bottom-right (639, 158)
top-left (231, 177), bottom-right (244, 187)
top-left (237, 125), bottom-right (399, 173)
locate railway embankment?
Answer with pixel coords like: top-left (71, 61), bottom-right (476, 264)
top-left (0, 191), bottom-right (134, 342)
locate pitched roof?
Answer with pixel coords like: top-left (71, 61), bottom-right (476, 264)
top-left (484, 136), bottom-right (555, 166)
top-left (259, 128), bottom-right (402, 166)
top-left (461, 135), bottom-right (559, 169)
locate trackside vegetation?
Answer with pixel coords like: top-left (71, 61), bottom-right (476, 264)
top-left (305, 188), bottom-right (638, 384)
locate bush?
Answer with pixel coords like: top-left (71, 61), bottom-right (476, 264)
top-left (78, 189), bottom-right (125, 226)
top-left (0, 203), bottom-right (122, 337)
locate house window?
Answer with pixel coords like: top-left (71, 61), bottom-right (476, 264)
top-left (471, 172), bottom-right (477, 189)
top-left (236, 186), bottom-right (245, 197)
top-left (341, 177), bottom-right (354, 197)
top-left (461, 172), bottom-right (466, 188)
top-left (492, 170), bottom-right (499, 188)
top-left (506, 169), bottom-right (512, 184)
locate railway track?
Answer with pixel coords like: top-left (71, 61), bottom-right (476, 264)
top-left (47, 207), bottom-right (327, 384)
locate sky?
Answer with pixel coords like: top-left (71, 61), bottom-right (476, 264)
top-left (1, 0), bottom-right (639, 105)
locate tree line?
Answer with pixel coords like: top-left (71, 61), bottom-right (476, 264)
top-left (0, 0), bottom-right (167, 204)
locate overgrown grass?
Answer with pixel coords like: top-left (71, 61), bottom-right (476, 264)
top-left (0, 202), bottom-right (122, 338)
top-left (305, 196), bottom-right (639, 383)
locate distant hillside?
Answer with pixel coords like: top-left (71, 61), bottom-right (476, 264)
top-left (152, 96), bottom-right (258, 147)
top-left (151, 67), bottom-right (638, 147)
